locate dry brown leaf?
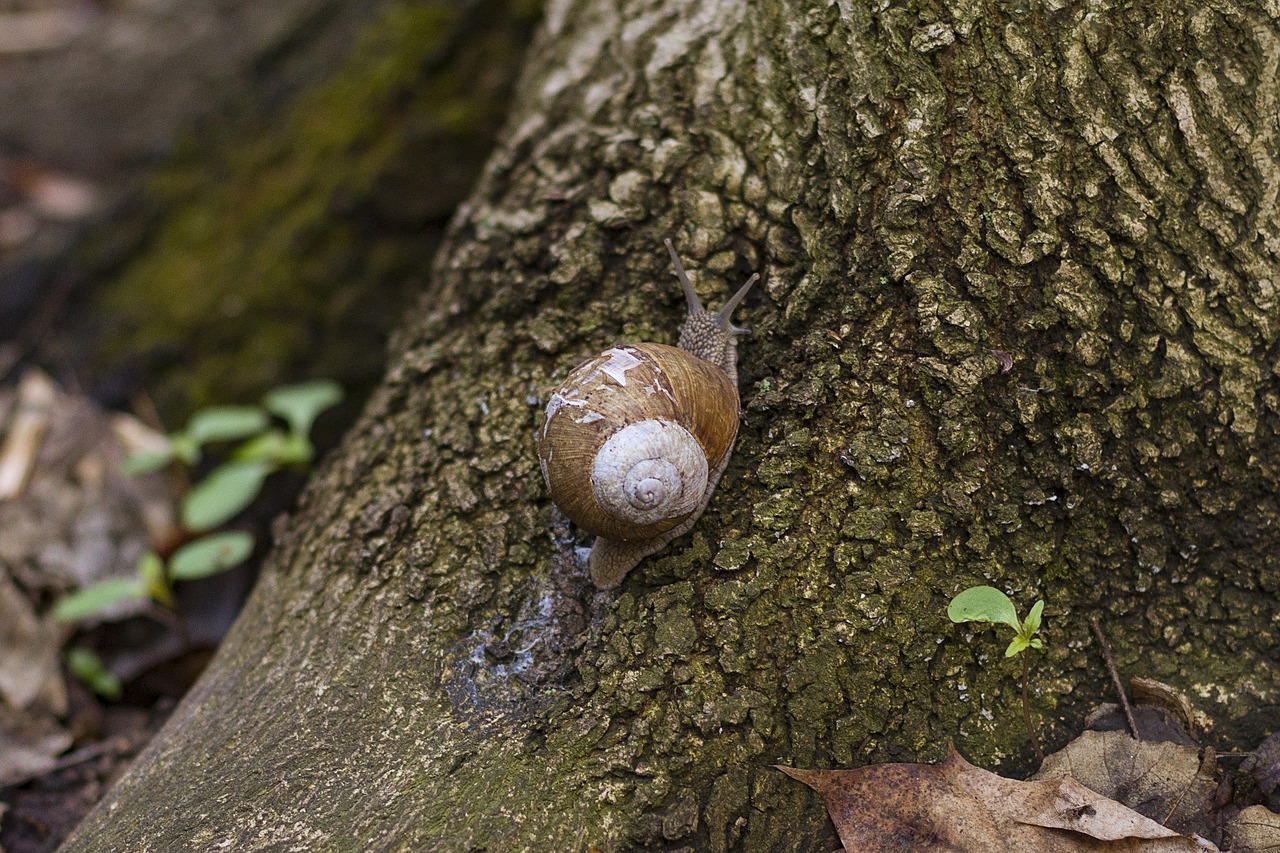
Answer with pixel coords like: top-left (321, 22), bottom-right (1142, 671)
top-left (1224, 805), bottom-right (1280, 852)
top-left (1034, 729), bottom-right (1218, 836)
top-left (778, 745), bottom-right (1209, 852)
top-left (0, 573), bottom-right (66, 714)
top-left (0, 376), bottom-right (173, 599)
top-left (0, 702), bottom-right (71, 786)
top-left (1130, 677), bottom-right (1205, 735)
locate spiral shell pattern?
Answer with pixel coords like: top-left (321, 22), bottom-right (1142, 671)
top-left (537, 343), bottom-right (739, 542)
top-left (590, 420), bottom-right (708, 527)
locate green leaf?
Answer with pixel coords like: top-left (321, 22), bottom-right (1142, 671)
top-left (169, 531), bottom-right (255, 580)
top-left (233, 429), bottom-right (312, 466)
top-left (186, 406), bottom-right (270, 445)
top-left (1023, 599), bottom-right (1045, 637)
top-left (947, 586), bottom-right (1021, 632)
top-left (1005, 635), bottom-right (1031, 658)
top-left (136, 552), bottom-right (174, 607)
top-left (264, 380), bottom-right (342, 436)
top-left (122, 446), bottom-right (175, 476)
top-left (168, 433), bottom-right (201, 466)
top-left (65, 647), bottom-right (122, 701)
top-left (1030, 637), bottom-right (1045, 650)
top-left (180, 461), bottom-right (273, 530)
top-left (52, 577), bottom-right (146, 622)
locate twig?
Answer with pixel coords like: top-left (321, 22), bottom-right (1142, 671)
top-left (1090, 616), bottom-right (1140, 739)
top-left (1020, 652), bottom-right (1044, 763)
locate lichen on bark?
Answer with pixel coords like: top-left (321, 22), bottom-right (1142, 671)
top-left (63, 0), bottom-right (1280, 850)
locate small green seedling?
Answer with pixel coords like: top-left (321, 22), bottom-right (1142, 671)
top-left (53, 381), bottom-right (342, 698)
top-left (123, 406), bottom-right (269, 474)
top-left (947, 585), bottom-right (1047, 760)
top-left (947, 585), bottom-right (1044, 658)
top-left (65, 647), bottom-right (122, 701)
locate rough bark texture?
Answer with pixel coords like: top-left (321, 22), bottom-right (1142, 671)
top-left (63, 0), bottom-right (1280, 850)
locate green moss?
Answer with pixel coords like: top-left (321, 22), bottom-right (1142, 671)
top-left (92, 0), bottom-right (536, 418)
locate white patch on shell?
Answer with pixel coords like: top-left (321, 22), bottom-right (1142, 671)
top-left (590, 419), bottom-right (708, 528)
top-left (575, 411), bottom-right (605, 424)
top-left (542, 392), bottom-right (587, 439)
top-left (647, 378), bottom-right (675, 402)
top-left (598, 347), bottom-right (643, 386)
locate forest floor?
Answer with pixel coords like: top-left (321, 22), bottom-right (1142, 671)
top-left (0, 1), bottom-right (381, 849)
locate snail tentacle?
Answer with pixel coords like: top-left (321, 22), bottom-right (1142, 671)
top-left (664, 238), bottom-right (703, 314)
top-left (715, 273), bottom-right (759, 330)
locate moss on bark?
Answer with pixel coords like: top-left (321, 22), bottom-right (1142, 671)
top-left (65, 0), bottom-right (536, 418)
top-left (63, 0), bottom-right (1280, 850)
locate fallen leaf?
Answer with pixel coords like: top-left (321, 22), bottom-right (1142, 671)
top-left (1130, 677), bottom-right (1212, 736)
top-left (1224, 805), bottom-right (1280, 852)
top-left (0, 702), bottom-right (72, 787)
top-left (778, 745), bottom-right (1208, 852)
top-left (0, 574), bottom-right (66, 713)
top-left (0, 369), bottom-right (56, 500)
top-left (1034, 729), bottom-right (1218, 837)
top-left (0, 376), bottom-right (174, 600)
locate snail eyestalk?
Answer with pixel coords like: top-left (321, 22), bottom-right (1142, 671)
top-left (717, 273), bottom-right (758, 331)
top-left (664, 237), bottom-right (702, 314)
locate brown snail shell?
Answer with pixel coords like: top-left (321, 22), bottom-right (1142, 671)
top-left (537, 239), bottom-right (758, 589)
top-left (537, 342), bottom-right (740, 542)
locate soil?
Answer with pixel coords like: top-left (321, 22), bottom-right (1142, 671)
top-left (0, 689), bottom-right (171, 853)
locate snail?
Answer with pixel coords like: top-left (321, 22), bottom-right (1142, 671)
top-left (537, 239), bottom-right (758, 589)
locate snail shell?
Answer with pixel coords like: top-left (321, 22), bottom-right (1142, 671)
top-left (537, 343), bottom-right (739, 542)
top-left (538, 239), bottom-right (757, 589)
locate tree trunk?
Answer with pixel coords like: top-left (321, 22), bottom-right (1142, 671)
top-left (28, 0), bottom-right (532, 419)
top-left (62, 0), bottom-right (1280, 849)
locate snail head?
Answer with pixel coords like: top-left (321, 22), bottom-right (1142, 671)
top-left (664, 238), bottom-right (759, 379)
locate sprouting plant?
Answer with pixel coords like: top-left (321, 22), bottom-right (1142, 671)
top-left (947, 585), bottom-right (1046, 761)
top-left (65, 647), bottom-right (122, 701)
top-left (51, 380), bottom-right (342, 627)
top-left (948, 586), bottom-right (1044, 658)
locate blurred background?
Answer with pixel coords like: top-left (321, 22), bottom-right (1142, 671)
top-left (0, 1), bottom-right (536, 848)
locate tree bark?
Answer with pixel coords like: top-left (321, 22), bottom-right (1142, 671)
top-left (62, 0), bottom-right (1280, 849)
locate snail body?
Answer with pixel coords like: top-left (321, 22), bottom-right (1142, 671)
top-left (538, 240), bottom-right (758, 589)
